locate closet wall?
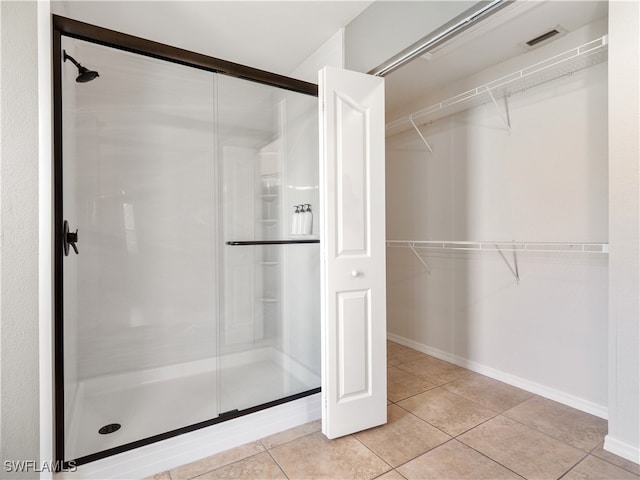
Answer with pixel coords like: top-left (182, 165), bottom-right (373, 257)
top-left (386, 20), bottom-right (609, 415)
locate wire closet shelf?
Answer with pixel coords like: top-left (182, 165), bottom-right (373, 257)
top-left (387, 241), bottom-right (608, 284)
top-left (386, 240), bottom-right (609, 254)
top-left (385, 35), bottom-right (609, 134)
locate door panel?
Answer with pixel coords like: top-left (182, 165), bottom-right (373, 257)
top-left (319, 66), bottom-right (386, 439)
top-left (337, 290), bottom-right (370, 399)
top-left (335, 93), bottom-right (368, 255)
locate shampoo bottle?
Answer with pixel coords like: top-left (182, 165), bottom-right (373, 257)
top-left (291, 205), bottom-right (300, 236)
top-left (302, 204), bottom-right (313, 235)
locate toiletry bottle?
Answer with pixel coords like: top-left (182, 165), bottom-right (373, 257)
top-left (297, 205), bottom-right (305, 235)
top-left (299, 204), bottom-right (307, 235)
top-left (291, 205), bottom-right (300, 236)
top-left (302, 204), bottom-right (313, 235)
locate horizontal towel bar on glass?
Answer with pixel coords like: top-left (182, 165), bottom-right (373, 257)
top-left (226, 239), bottom-right (320, 246)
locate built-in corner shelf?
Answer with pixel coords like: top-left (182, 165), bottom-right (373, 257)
top-left (258, 298), bottom-right (279, 303)
top-left (387, 240), bottom-right (609, 285)
top-left (260, 194), bottom-right (279, 202)
top-left (386, 35), bottom-right (608, 136)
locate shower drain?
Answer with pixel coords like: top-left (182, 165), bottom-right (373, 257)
top-left (98, 423), bottom-right (121, 435)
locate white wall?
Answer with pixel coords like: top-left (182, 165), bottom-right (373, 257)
top-left (0, 1), bottom-right (41, 477)
top-left (386, 31), bottom-right (609, 416)
top-left (605, 0), bottom-right (640, 463)
top-left (290, 29), bottom-right (345, 82)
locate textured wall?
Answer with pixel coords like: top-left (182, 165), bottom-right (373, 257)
top-left (0, 1), bottom-right (40, 477)
top-left (606, 0), bottom-right (640, 463)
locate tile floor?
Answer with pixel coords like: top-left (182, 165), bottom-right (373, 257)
top-left (146, 341), bottom-right (640, 480)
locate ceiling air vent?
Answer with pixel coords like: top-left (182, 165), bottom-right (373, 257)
top-left (522, 25), bottom-right (568, 50)
top-left (527, 29), bottom-right (560, 46)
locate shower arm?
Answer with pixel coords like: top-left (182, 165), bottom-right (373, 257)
top-left (63, 50), bottom-right (82, 69)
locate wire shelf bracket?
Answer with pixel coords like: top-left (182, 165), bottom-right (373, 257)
top-left (485, 86), bottom-right (511, 131)
top-left (494, 244), bottom-right (519, 284)
top-left (409, 116), bottom-right (433, 154)
top-left (410, 245), bottom-right (432, 274)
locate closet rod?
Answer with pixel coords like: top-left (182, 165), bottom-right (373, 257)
top-left (369, 0), bottom-right (512, 77)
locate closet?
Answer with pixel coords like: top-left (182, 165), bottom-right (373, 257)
top-left (383, 2), bottom-right (609, 417)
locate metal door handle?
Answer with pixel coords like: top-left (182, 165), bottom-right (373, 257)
top-left (63, 220), bottom-right (79, 256)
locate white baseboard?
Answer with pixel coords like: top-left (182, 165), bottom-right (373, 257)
top-left (58, 393), bottom-right (321, 480)
top-left (604, 435), bottom-right (640, 465)
top-left (387, 333), bottom-right (608, 419)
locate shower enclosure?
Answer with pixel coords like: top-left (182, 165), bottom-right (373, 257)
top-left (54, 17), bottom-right (320, 466)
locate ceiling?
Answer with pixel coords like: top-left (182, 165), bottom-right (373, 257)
top-left (53, 0), bottom-right (608, 122)
top-left (52, 1), bottom-right (372, 77)
top-left (384, 1), bottom-right (609, 121)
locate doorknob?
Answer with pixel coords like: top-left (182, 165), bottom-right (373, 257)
top-left (351, 270), bottom-right (360, 278)
top-left (63, 220), bottom-right (79, 256)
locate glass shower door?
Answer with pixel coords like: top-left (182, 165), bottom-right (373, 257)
top-left (216, 74), bottom-right (321, 414)
top-left (61, 37), bottom-right (218, 461)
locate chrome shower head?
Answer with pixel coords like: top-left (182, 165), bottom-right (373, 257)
top-left (63, 50), bottom-right (99, 83)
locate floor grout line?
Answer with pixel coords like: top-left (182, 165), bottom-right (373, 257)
top-left (390, 437), bottom-right (457, 473)
top-left (556, 450), bottom-right (591, 480)
top-left (451, 437), bottom-right (528, 480)
top-left (587, 450), bottom-right (640, 476)
top-left (393, 401), bottom-right (455, 440)
top-left (349, 432), bottom-right (395, 477)
top-left (184, 448), bottom-right (266, 480)
top-left (265, 448), bottom-right (290, 480)
top-left (490, 409), bottom-right (605, 454)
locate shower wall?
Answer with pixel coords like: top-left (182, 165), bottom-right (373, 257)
top-left (216, 75), bottom-right (320, 412)
top-left (282, 91), bottom-right (321, 374)
top-left (64, 38), bottom-right (217, 382)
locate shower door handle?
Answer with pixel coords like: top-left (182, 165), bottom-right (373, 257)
top-left (63, 220), bottom-right (79, 256)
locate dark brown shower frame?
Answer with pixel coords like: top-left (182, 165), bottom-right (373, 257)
top-left (52, 14), bottom-right (319, 469)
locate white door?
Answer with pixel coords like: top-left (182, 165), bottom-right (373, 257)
top-left (319, 66), bottom-right (387, 439)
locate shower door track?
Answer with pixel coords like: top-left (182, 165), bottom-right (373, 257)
top-left (53, 14), bottom-right (319, 469)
